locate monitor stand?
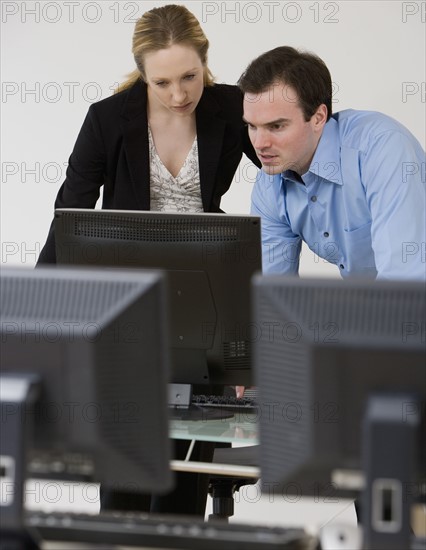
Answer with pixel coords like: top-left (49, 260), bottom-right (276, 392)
top-left (0, 374), bottom-right (41, 550)
top-left (362, 393), bottom-right (421, 550)
top-left (168, 383), bottom-right (234, 421)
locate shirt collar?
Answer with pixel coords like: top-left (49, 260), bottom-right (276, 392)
top-left (302, 116), bottom-right (343, 186)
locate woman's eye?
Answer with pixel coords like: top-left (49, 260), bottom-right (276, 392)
top-left (184, 74), bottom-right (195, 81)
top-left (155, 81), bottom-right (166, 87)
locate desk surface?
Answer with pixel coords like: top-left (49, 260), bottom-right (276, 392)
top-left (169, 412), bottom-right (258, 445)
top-left (169, 412), bottom-right (259, 477)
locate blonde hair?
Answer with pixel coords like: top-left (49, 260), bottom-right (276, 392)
top-left (116, 4), bottom-right (214, 93)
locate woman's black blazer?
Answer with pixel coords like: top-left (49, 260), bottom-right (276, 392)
top-left (38, 80), bottom-right (260, 263)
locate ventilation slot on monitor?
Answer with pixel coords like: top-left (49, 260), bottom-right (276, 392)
top-left (0, 275), bottom-right (139, 323)
top-left (223, 340), bottom-right (251, 369)
top-left (268, 285), bottom-right (424, 341)
top-left (66, 213), bottom-right (252, 243)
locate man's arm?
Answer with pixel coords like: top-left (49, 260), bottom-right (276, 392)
top-left (251, 171), bottom-right (302, 275)
top-left (362, 131), bottom-right (425, 280)
top-left (240, 173), bottom-right (301, 400)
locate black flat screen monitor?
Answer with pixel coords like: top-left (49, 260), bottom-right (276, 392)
top-left (0, 266), bottom-right (172, 494)
top-left (252, 276), bottom-right (425, 501)
top-left (54, 209), bottom-right (262, 388)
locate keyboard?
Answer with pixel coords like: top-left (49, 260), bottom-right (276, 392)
top-left (191, 394), bottom-right (258, 413)
top-left (27, 510), bottom-right (316, 549)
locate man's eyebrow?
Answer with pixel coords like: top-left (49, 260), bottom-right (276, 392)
top-left (242, 117), bottom-right (289, 126)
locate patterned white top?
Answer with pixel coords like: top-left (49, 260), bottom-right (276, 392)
top-left (148, 126), bottom-right (204, 212)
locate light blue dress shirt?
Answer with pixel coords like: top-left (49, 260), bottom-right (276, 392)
top-left (251, 110), bottom-right (426, 280)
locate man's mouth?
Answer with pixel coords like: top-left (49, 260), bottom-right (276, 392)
top-left (258, 153), bottom-right (278, 163)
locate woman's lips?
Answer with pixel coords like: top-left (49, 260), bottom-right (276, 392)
top-left (172, 102), bottom-right (192, 111)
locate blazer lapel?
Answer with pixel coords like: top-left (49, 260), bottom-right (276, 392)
top-left (196, 90), bottom-right (226, 211)
top-left (120, 82), bottom-right (226, 212)
top-left (121, 80), bottom-right (151, 210)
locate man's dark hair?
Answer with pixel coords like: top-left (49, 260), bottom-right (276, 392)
top-left (238, 46), bottom-right (332, 122)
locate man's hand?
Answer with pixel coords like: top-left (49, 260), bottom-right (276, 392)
top-left (235, 386), bottom-right (245, 398)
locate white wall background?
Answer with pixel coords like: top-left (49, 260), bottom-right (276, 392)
top-left (1, 1), bottom-right (424, 533)
top-left (1, 0), bottom-right (425, 275)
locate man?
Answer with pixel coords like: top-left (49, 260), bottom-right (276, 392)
top-left (238, 46), bottom-right (425, 280)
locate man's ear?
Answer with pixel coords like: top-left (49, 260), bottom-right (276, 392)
top-left (312, 104), bottom-right (328, 132)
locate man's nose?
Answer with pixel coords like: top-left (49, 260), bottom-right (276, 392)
top-left (253, 128), bottom-right (271, 150)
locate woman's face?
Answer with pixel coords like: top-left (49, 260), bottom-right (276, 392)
top-left (144, 44), bottom-right (205, 116)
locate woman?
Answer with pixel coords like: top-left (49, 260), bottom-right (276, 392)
top-left (37, 4), bottom-right (259, 516)
top-left (38, 3), bottom-right (259, 263)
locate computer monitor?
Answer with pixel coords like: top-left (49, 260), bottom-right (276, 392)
top-left (252, 275), bottom-right (425, 505)
top-left (0, 266), bottom-right (172, 496)
top-left (54, 209), bottom-right (262, 390)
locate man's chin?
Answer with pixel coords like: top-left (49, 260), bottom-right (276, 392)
top-left (261, 163), bottom-right (284, 175)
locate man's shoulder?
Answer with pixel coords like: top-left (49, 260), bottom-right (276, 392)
top-left (333, 109), bottom-right (412, 147)
top-left (335, 108), bottom-right (403, 127)
top-left (332, 109), bottom-right (407, 133)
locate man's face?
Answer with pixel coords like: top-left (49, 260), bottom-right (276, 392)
top-left (243, 83), bottom-right (326, 176)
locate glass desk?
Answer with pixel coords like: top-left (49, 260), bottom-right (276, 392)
top-left (169, 412), bottom-right (260, 478)
top-left (170, 412), bottom-right (258, 444)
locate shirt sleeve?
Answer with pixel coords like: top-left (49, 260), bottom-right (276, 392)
top-left (361, 130), bottom-right (426, 280)
top-left (250, 171), bottom-right (302, 275)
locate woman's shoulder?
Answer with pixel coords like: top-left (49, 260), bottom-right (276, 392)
top-left (206, 83), bottom-right (243, 100)
top-left (201, 83), bottom-right (243, 116)
top-left (89, 80), bottom-right (146, 117)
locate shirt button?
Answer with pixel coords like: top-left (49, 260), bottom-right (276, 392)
top-left (324, 232), bottom-right (329, 238)
top-left (339, 264), bottom-right (345, 270)
top-left (311, 195), bottom-right (317, 202)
